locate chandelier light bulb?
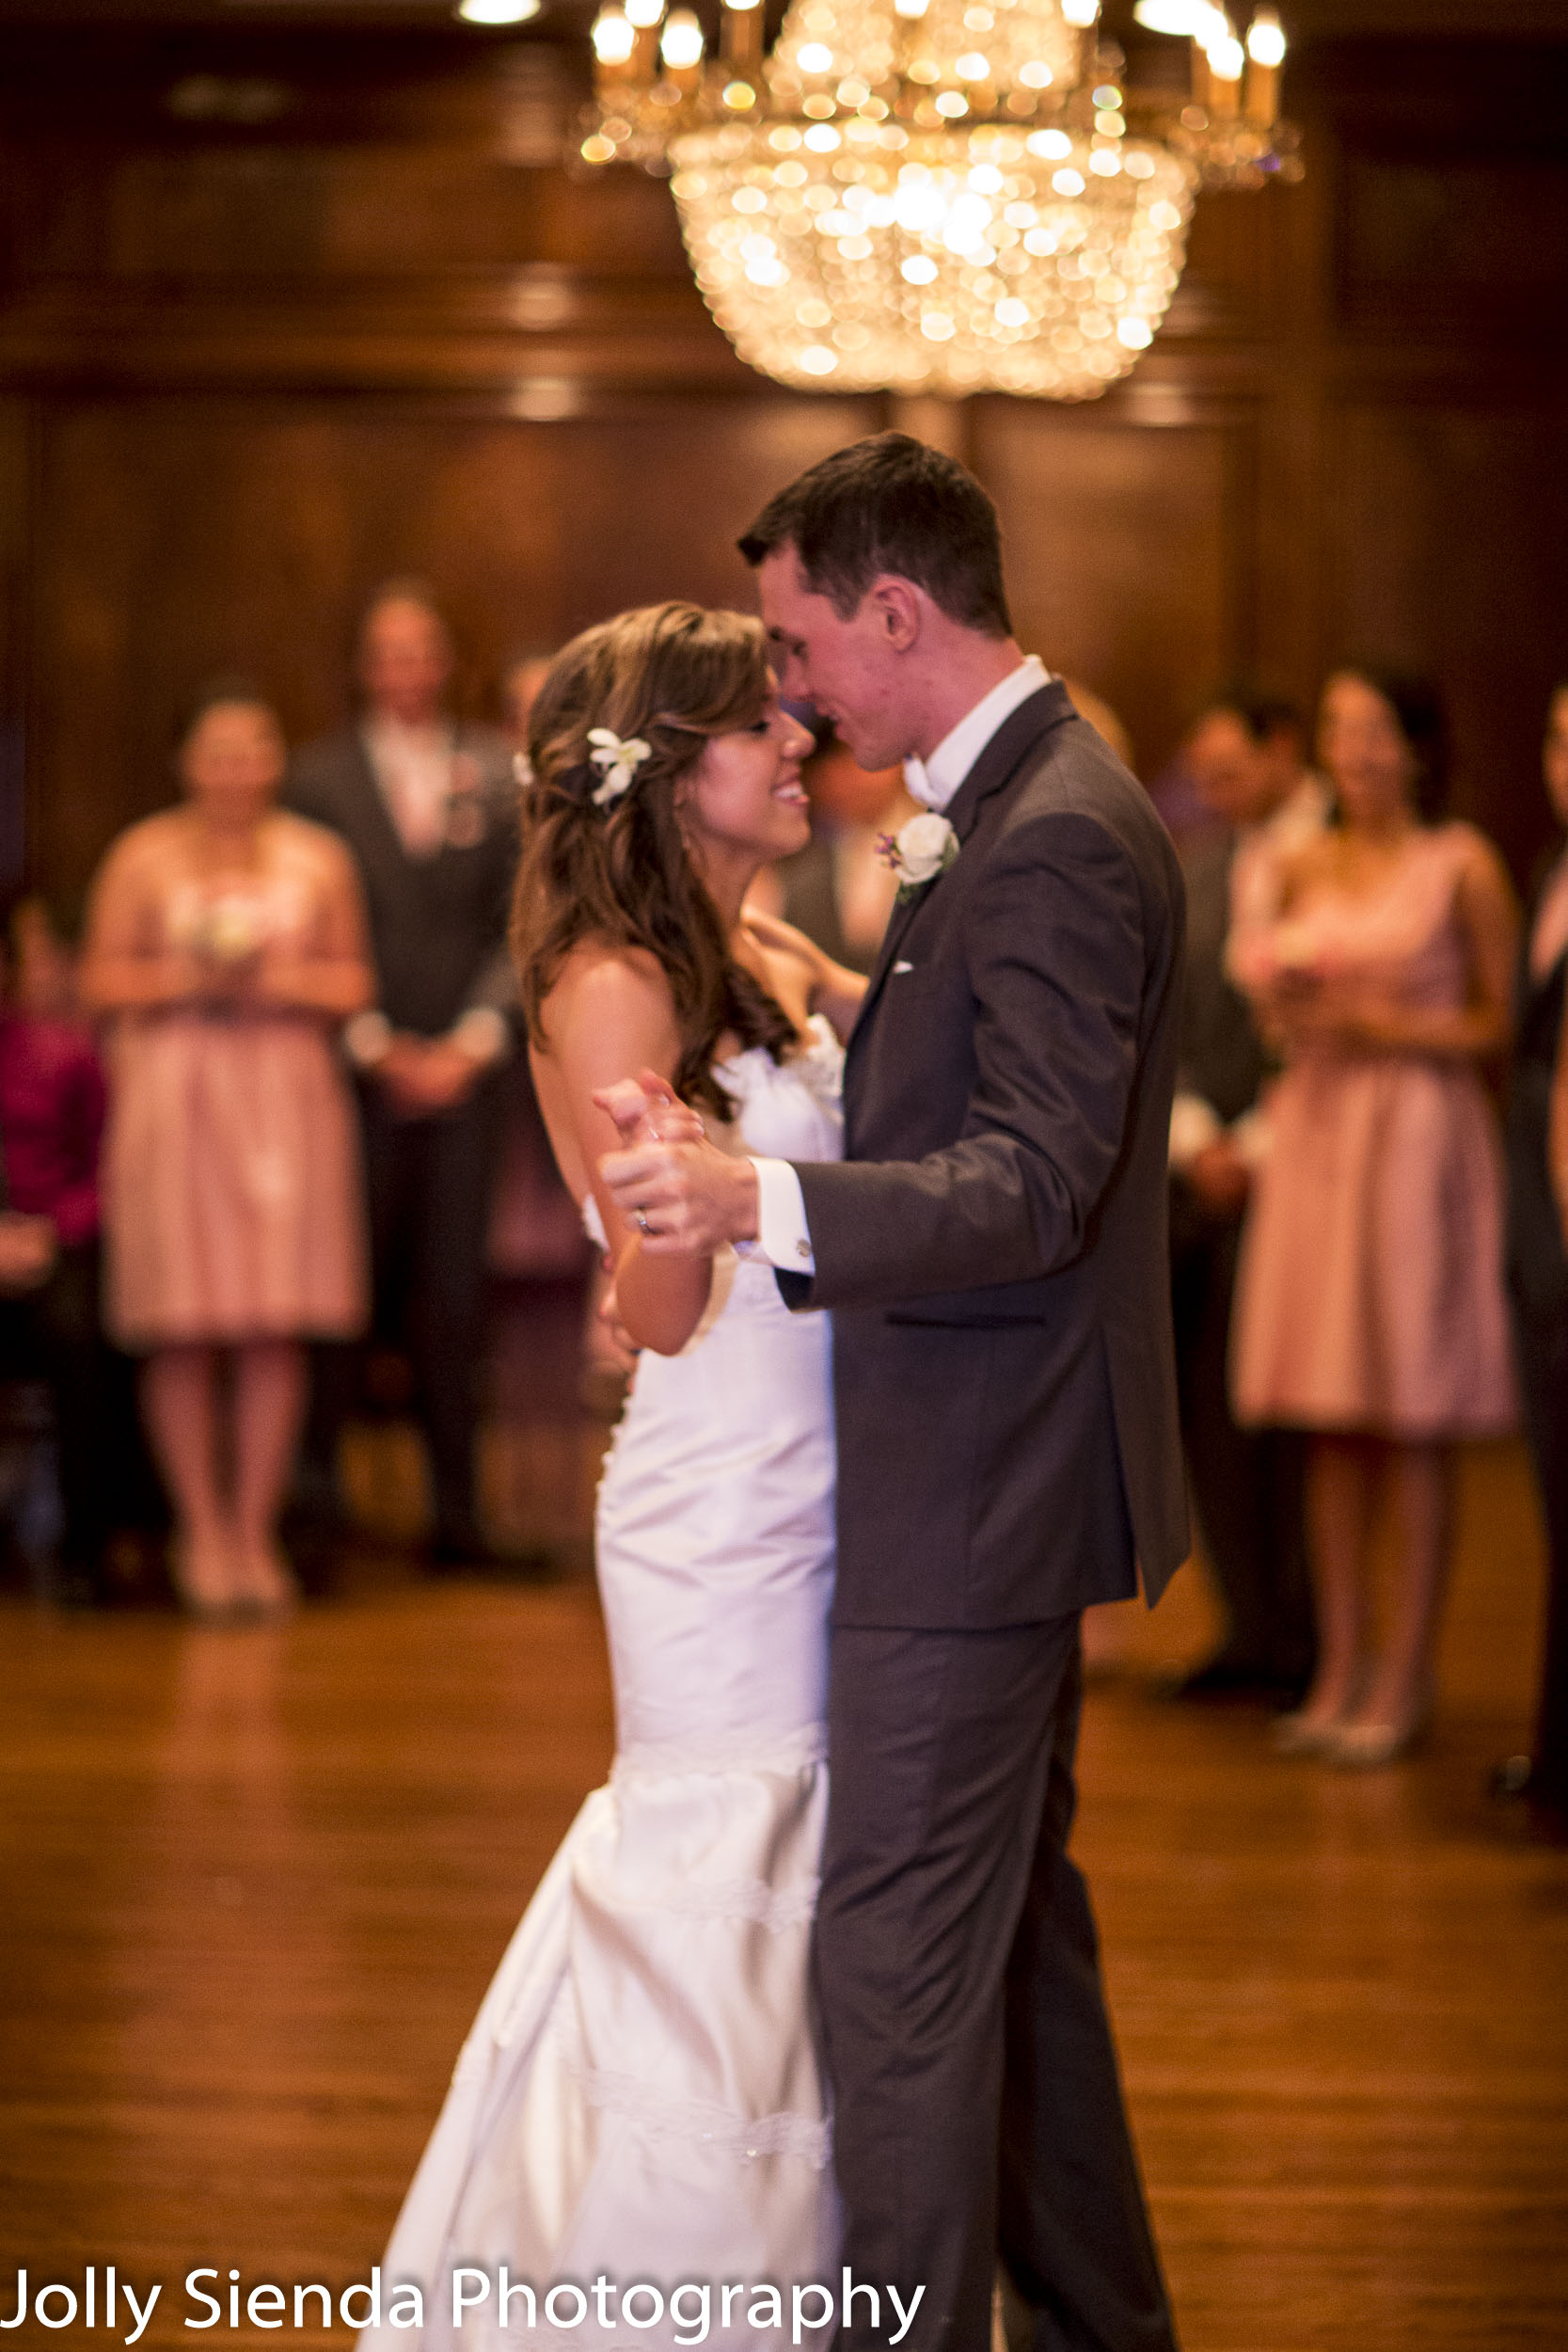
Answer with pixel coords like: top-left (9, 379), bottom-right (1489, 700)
top-left (1132, 0), bottom-right (1221, 31)
top-left (661, 7), bottom-right (705, 69)
top-left (1246, 5), bottom-right (1287, 67)
top-left (456, 0), bottom-right (540, 20)
top-left (625, 0), bottom-right (665, 27)
top-left (1060, 0), bottom-right (1101, 25)
top-left (592, 7), bottom-right (637, 64)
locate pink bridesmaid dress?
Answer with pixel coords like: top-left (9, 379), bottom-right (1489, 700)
top-left (1230, 822), bottom-right (1517, 1439)
top-left (103, 817), bottom-right (368, 1350)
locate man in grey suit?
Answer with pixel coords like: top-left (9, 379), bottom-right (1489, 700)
top-left (1167, 693), bottom-right (1321, 1700)
top-left (603, 437), bottom-right (1186, 2352)
top-left (289, 582), bottom-right (517, 1565)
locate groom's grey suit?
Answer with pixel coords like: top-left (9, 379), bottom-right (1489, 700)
top-left (779, 678), bottom-right (1187, 2352)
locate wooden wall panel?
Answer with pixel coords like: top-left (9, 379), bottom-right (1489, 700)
top-left (1323, 399), bottom-right (1568, 878)
top-left (4, 24), bottom-right (1568, 898)
top-left (95, 150), bottom-right (691, 280)
top-left (30, 393), bottom-right (879, 896)
top-left (974, 405), bottom-right (1252, 783)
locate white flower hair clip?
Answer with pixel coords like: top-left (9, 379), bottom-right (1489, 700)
top-left (586, 726), bottom-right (653, 809)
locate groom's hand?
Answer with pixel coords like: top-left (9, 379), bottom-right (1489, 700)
top-left (598, 1129), bottom-right (761, 1257)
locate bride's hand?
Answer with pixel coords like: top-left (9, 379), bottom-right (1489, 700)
top-left (594, 1070), bottom-right (705, 1152)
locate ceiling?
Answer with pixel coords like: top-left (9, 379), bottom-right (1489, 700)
top-left (0, 0), bottom-right (1560, 31)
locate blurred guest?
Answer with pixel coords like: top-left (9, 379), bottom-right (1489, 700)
top-left (288, 582), bottom-right (517, 1565)
top-left (11, 893), bottom-right (84, 1019)
top-left (768, 736), bottom-right (917, 975)
top-left (1168, 691), bottom-right (1322, 1700)
top-left (502, 647), bottom-right (556, 755)
top-left (1231, 669), bottom-right (1519, 1764)
top-left (1497, 681), bottom-right (1568, 1840)
top-left (83, 682), bottom-right (373, 1617)
top-left (0, 896), bottom-right (117, 1600)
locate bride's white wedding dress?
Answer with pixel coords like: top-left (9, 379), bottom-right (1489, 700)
top-left (364, 1020), bottom-right (845, 2352)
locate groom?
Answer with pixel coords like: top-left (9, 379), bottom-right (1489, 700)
top-left (601, 434), bottom-right (1188, 2352)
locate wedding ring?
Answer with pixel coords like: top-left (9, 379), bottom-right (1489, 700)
top-left (635, 1208), bottom-right (652, 1234)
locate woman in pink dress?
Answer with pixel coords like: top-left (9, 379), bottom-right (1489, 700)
top-left (81, 681), bottom-right (374, 1617)
top-left (1230, 669), bottom-right (1519, 1763)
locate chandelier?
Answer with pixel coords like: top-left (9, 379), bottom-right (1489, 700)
top-left (578, 0), bottom-right (1298, 399)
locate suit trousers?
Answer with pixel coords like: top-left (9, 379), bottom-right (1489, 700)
top-left (816, 1618), bottom-right (1178, 2352)
top-left (1170, 1200), bottom-right (1313, 1684)
top-left (306, 1073), bottom-right (503, 1544)
top-left (1513, 1301), bottom-right (1568, 1804)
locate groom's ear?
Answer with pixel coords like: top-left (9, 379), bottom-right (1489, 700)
top-left (865, 576), bottom-right (923, 654)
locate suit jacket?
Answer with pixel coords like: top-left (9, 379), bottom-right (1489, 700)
top-left (1178, 833), bottom-right (1269, 1127)
top-left (286, 723), bottom-right (517, 1039)
top-left (1506, 896), bottom-right (1568, 1326)
top-left (784, 680), bottom-right (1189, 1630)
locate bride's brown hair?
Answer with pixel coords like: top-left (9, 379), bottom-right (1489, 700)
top-left (513, 601), bottom-right (797, 1120)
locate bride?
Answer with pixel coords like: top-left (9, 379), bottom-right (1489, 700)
top-left (363, 602), bottom-right (866, 2350)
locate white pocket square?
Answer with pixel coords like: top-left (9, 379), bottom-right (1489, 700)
top-left (893, 960), bottom-right (914, 974)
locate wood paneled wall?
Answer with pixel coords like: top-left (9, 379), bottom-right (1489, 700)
top-left (1, 23), bottom-right (1564, 900)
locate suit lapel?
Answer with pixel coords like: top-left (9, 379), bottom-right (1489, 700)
top-left (941, 678), bottom-right (1076, 844)
top-left (849, 681), bottom-right (1078, 1050)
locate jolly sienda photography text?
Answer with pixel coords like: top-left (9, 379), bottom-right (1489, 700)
top-left (2, 2267), bottom-right (927, 2344)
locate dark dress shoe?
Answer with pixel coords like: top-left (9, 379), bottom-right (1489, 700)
top-left (1488, 1756), bottom-right (1568, 1844)
top-left (1489, 1753), bottom-right (1537, 1801)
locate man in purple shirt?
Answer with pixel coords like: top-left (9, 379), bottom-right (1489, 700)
top-left (0, 898), bottom-right (127, 1599)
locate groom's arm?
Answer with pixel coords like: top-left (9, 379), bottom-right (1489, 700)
top-left (784, 810), bottom-right (1155, 1310)
top-left (601, 810), bottom-right (1171, 1307)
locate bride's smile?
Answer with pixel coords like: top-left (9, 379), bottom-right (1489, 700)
top-left (676, 692), bottom-right (816, 878)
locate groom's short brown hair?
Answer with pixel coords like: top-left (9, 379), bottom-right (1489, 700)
top-left (738, 432), bottom-right (1012, 638)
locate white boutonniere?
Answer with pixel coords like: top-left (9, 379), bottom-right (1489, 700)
top-left (586, 726), bottom-right (653, 809)
top-left (878, 811), bottom-right (959, 904)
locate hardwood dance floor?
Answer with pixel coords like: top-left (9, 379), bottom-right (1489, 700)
top-left (2, 1439), bottom-right (1565, 2351)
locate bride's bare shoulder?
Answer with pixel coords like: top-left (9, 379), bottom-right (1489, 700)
top-left (537, 939), bottom-right (676, 1056)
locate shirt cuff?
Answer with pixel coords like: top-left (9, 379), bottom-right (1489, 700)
top-left (449, 1006), bottom-right (512, 1067)
top-left (736, 1156), bottom-right (816, 1274)
top-left (1168, 1092), bottom-right (1224, 1170)
top-left (342, 1009), bottom-right (393, 1070)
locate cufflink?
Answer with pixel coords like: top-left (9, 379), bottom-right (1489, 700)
top-left (796, 1240), bottom-right (811, 1260)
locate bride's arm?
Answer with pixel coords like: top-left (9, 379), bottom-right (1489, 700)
top-left (741, 908), bottom-right (867, 1041)
top-left (542, 952), bottom-right (713, 1357)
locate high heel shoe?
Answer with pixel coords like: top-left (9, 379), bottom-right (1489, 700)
top-left (1327, 1697), bottom-right (1432, 1769)
top-left (233, 1540), bottom-right (300, 1619)
top-left (170, 1536), bottom-right (241, 1622)
top-left (1271, 1705), bottom-right (1352, 1756)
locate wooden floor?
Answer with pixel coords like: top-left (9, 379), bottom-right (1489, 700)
top-left (2, 1438), bottom-right (1566, 2351)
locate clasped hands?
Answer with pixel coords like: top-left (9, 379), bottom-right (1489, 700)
top-left (376, 1035), bottom-right (483, 1120)
top-left (594, 1071), bottom-right (761, 1257)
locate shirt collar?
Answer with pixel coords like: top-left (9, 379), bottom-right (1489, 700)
top-left (904, 656), bottom-right (1050, 813)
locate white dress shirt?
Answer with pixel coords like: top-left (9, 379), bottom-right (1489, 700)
top-left (363, 717), bottom-right (457, 859)
top-left (749, 657), bottom-right (1052, 1276)
top-left (344, 718), bottom-right (511, 1074)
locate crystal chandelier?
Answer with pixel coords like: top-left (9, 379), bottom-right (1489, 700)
top-left (580, 0), bottom-right (1298, 399)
